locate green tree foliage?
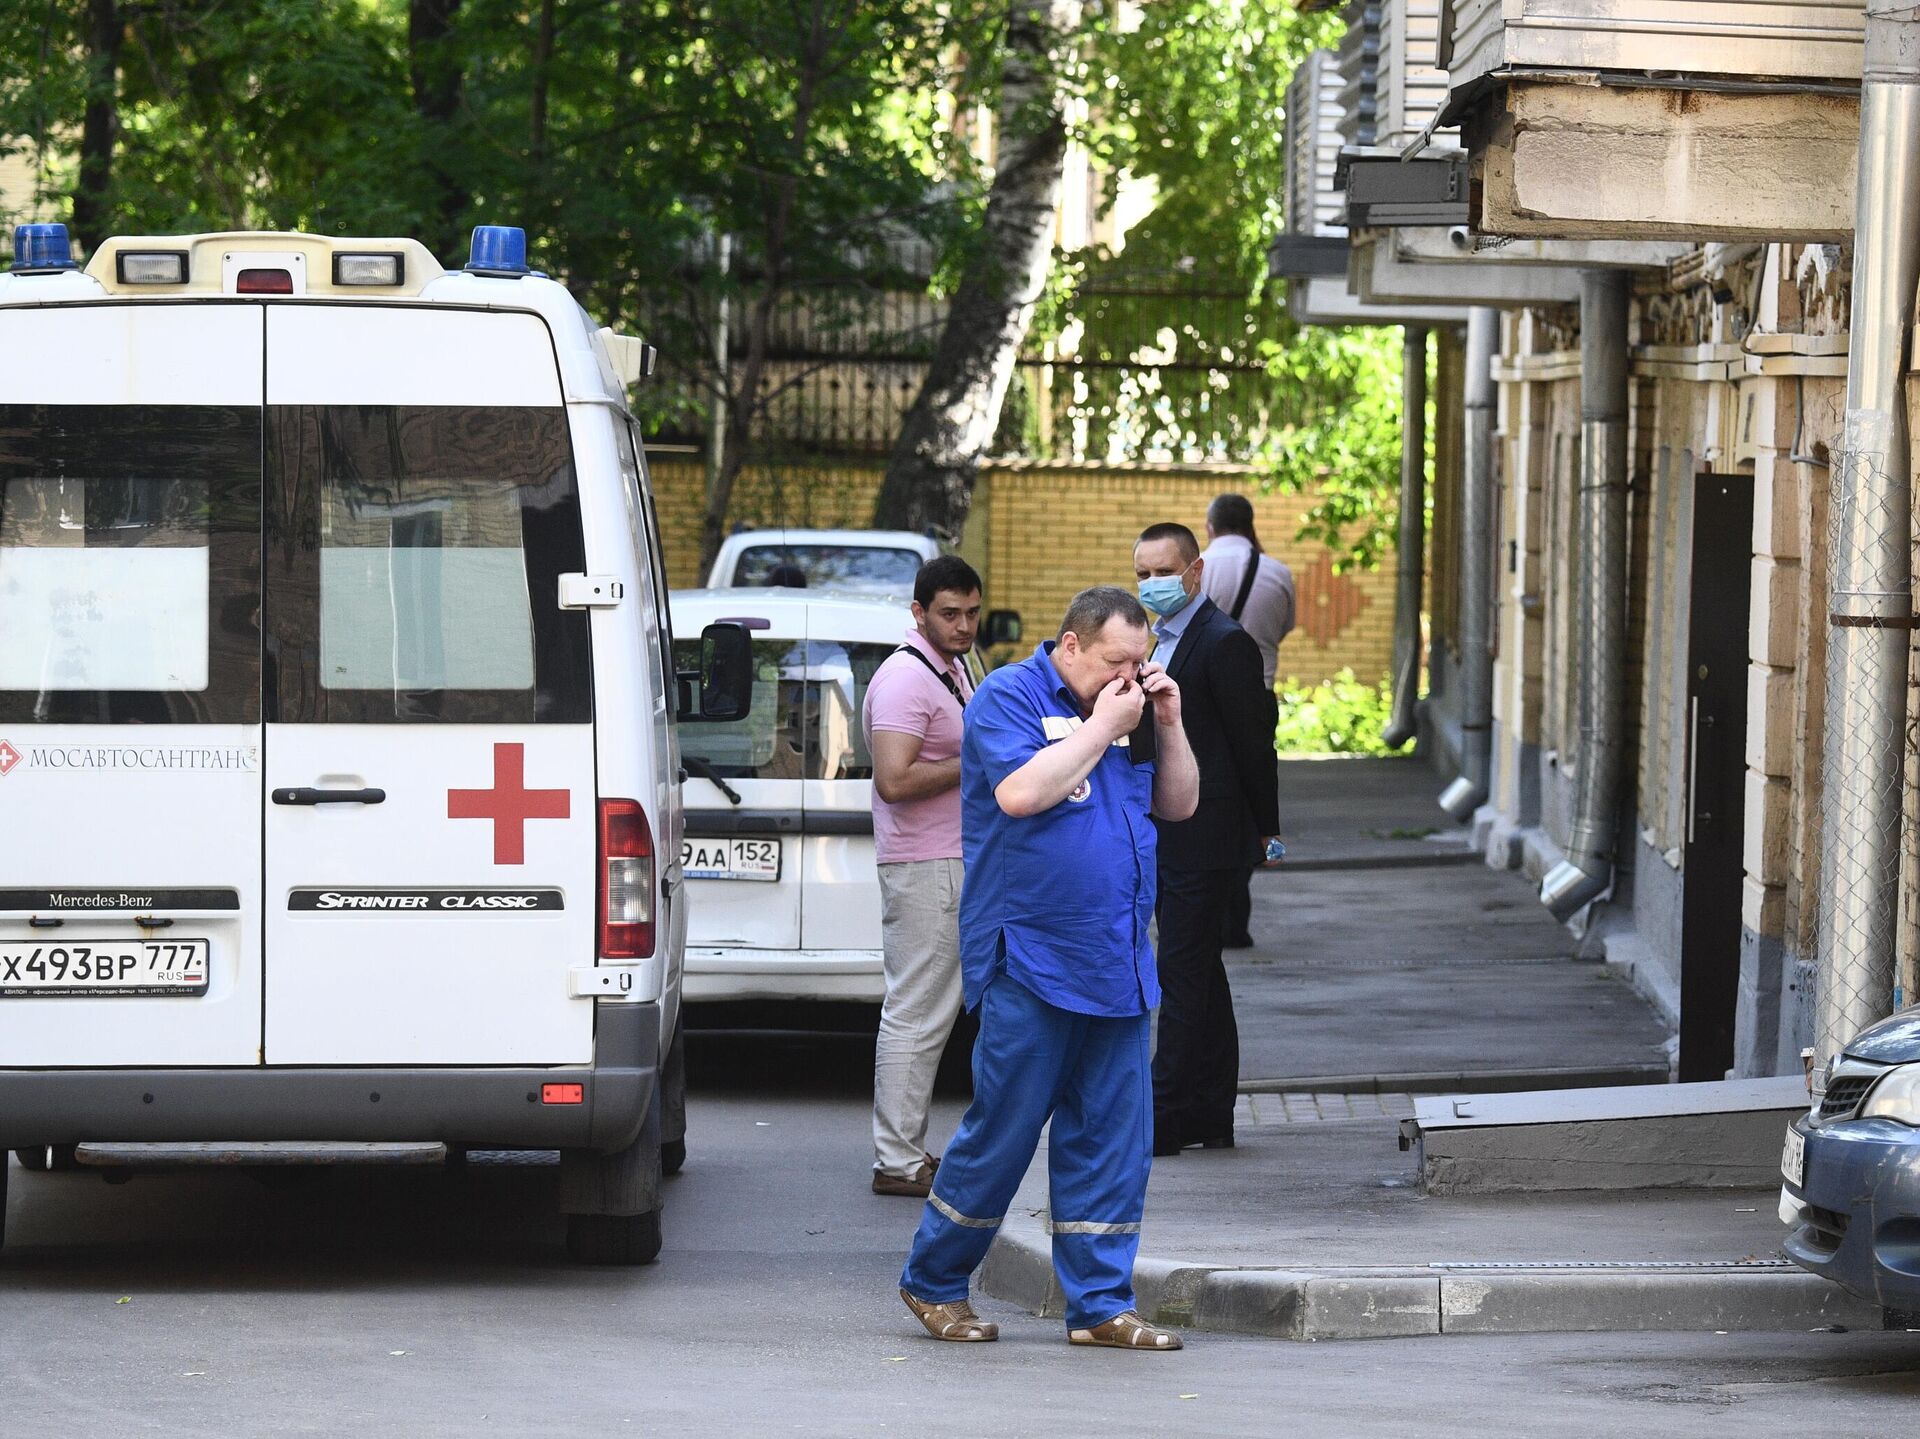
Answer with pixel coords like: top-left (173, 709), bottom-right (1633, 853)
top-left (1272, 667), bottom-right (1397, 756)
top-left (1071, 0), bottom-right (1407, 568)
top-left (0, 0), bottom-right (991, 565)
top-left (0, 0), bottom-right (1402, 561)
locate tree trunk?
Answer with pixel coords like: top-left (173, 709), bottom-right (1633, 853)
top-left (529, 0), bottom-right (556, 164)
top-left (696, 0), bottom-right (830, 575)
top-left (872, 0), bottom-right (1082, 537)
top-left (72, 0), bottom-right (122, 254)
top-left (409, 0), bottom-right (469, 258)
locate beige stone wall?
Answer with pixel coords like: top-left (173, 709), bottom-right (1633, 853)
top-left (644, 453), bottom-right (1398, 687)
top-left (1473, 243), bottom-right (1866, 1070)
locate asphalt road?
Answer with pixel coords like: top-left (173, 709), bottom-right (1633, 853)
top-left (1, 1027), bottom-right (1917, 1436)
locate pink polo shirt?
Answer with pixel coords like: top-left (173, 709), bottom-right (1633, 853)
top-left (862, 626), bottom-right (972, 863)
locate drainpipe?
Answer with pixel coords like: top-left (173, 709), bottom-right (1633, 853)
top-left (1814, 0), bottom-right (1920, 1074)
top-left (1542, 272), bottom-right (1630, 921)
top-left (1440, 307), bottom-right (1499, 820)
top-left (1382, 325), bottom-right (1429, 749)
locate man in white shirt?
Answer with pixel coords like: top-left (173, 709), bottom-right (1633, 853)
top-left (1199, 494), bottom-right (1294, 687)
top-left (1198, 494), bottom-right (1292, 948)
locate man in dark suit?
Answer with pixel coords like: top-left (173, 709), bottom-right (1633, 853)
top-left (1132, 522), bottom-right (1281, 1155)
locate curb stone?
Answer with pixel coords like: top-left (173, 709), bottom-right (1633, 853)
top-left (976, 1213), bottom-right (1883, 1341)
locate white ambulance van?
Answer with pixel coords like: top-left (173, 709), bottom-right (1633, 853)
top-left (0, 222), bottom-right (752, 1264)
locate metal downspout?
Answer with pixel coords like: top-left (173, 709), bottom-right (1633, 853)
top-left (1542, 273), bottom-right (1631, 921)
top-left (1814, 0), bottom-right (1920, 1075)
top-left (1441, 307), bottom-right (1500, 820)
top-left (1382, 325), bottom-right (1429, 749)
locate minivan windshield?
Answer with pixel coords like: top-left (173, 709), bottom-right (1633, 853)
top-left (674, 636), bottom-right (895, 781)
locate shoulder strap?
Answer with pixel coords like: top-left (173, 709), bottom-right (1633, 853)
top-left (1229, 552), bottom-right (1260, 621)
top-left (894, 644), bottom-right (967, 709)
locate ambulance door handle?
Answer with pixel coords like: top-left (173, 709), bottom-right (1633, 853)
top-left (272, 787), bottom-right (387, 805)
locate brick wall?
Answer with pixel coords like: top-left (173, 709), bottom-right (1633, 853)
top-left (645, 452), bottom-right (1397, 687)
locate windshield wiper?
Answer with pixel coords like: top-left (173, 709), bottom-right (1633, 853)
top-left (680, 755), bottom-right (743, 806)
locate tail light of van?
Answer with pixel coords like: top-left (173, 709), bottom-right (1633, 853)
top-left (598, 799), bottom-right (655, 959)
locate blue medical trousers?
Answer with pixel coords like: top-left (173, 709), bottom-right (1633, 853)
top-left (899, 975), bottom-right (1153, 1330)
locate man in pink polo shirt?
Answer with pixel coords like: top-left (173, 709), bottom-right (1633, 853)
top-left (864, 555), bottom-right (982, 1196)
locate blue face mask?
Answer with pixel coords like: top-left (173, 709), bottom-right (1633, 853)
top-left (1139, 570), bottom-right (1193, 617)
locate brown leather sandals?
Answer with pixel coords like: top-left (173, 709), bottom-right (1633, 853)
top-left (1068, 1311), bottom-right (1184, 1350)
top-left (900, 1289), bottom-right (999, 1342)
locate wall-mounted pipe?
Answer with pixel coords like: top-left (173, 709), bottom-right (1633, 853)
top-left (1542, 272), bottom-right (1631, 921)
top-left (1382, 325), bottom-right (1429, 750)
top-left (1441, 307), bottom-right (1500, 821)
top-left (1814, 0), bottom-right (1920, 1074)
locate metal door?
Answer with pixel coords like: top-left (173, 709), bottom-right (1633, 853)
top-left (260, 306), bottom-right (597, 1065)
top-left (1679, 471), bottom-right (1755, 1082)
top-left (0, 303), bottom-right (266, 1066)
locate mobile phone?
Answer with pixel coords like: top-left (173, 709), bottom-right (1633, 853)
top-left (1128, 703), bottom-right (1157, 765)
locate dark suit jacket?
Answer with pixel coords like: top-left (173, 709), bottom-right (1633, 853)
top-left (1152, 596), bottom-right (1281, 872)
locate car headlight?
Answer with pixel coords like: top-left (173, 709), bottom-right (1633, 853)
top-left (1860, 1063), bottom-right (1920, 1123)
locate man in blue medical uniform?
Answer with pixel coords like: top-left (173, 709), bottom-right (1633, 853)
top-left (898, 585), bottom-right (1199, 1350)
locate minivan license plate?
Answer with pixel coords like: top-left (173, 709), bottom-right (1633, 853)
top-left (0, 940), bottom-right (210, 997)
top-left (682, 838), bottom-right (781, 882)
top-left (1781, 1124), bottom-right (1805, 1187)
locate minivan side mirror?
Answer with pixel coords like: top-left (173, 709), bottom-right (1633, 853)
top-left (678, 621), bottom-right (754, 722)
top-left (983, 609), bottom-right (1023, 647)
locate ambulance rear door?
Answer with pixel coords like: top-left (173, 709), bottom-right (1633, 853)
top-left (0, 302), bottom-right (266, 1066)
top-left (261, 305), bottom-right (596, 1065)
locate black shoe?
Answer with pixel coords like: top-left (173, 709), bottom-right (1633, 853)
top-left (1199, 1134), bottom-right (1235, 1150)
top-left (1224, 934), bottom-right (1254, 950)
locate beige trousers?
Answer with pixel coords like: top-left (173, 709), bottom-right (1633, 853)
top-left (872, 857), bottom-right (965, 1177)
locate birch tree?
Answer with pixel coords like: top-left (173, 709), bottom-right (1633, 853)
top-left (871, 0), bottom-right (1083, 537)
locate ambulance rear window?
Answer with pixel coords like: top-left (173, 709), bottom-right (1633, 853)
top-left (264, 406), bottom-right (590, 724)
top-left (0, 405), bottom-right (262, 725)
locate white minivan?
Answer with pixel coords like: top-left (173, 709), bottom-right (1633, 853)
top-left (0, 223), bottom-right (751, 1264)
top-left (668, 589), bottom-right (982, 1006)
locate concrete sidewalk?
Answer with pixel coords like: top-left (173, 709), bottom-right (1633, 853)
top-left (1237, 757), bottom-right (1670, 1091)
top-left (975, 758), bottom-right (1868, 1339)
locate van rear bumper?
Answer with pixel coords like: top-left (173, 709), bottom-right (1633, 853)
top-left (0, 1001), bottom-right (658, 1154)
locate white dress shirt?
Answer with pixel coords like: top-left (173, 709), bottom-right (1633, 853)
top-left (1199, 534), bottom-right (1295, 687)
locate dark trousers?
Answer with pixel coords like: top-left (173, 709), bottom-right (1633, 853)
top-left (1152, 866), bottom-right (1240, 1144)
top-left (1225, 867), bottom-right (1254, 946)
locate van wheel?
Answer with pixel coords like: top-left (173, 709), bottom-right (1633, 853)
top-left (566, 1209), bottom-right (663, 1265)
top-left (660, 1018), bottom-right (687, 1175)
top-left (560, 1083), bottom-right (664, 1266)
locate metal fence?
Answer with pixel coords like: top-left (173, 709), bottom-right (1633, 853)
top-left (644, 266), bottom-right (1297, 465)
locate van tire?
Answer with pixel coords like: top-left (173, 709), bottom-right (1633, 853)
top-left (560, 1082), bottom-right (663, 1265)
top-left (566, 1209), bottom-right (663, 1265)
top-left (661, 1017), bottom-right (687, 1176)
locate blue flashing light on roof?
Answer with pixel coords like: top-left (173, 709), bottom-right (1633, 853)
top-left (12, 223), bottom-right (78, 273)
top-left (466, 225), bottom-right (530, 277)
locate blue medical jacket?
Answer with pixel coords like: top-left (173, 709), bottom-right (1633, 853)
top-left (958, 642), bottom-right (1160, 1017)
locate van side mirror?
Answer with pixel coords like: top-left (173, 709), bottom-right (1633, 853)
top-left (983, 609), bottom-right (1023, 647)
top-left (678, 621), bottom-right (754, 721)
